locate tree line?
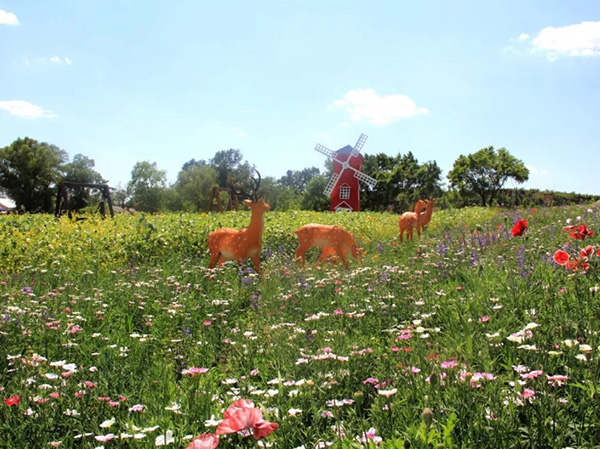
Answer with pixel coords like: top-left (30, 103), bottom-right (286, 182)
top-left (0, 137), bottom-right (597, 214)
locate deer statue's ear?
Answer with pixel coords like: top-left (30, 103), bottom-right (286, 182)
top-left (243, 199), bottom-right (251, 207)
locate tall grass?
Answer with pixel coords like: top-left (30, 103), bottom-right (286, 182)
top-left (1, 204), bottom-right (599, 448)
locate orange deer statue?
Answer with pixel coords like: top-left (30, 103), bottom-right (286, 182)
top-left (208, 171), bottom-right (269, 273)
top-left (419, 199), bottom-right (436, 231)
top-left (398, 199), bottom-right (427, 243)
top-left (294, 224), bottom-right (361, 269)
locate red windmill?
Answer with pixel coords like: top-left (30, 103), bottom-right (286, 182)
top-left (315, 134), bottom-right (377, 211)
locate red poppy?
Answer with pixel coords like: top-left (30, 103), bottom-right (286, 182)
top-left (553, 250), bottom-right (569, 266)
top-left (580, 245), bottom-right (594, 259)
top-left (565, 224), bottom-right (595, 240)
top-left (3, 395), bottom-right (20, 407)
top-left (511, 219), bottom-right (528, 237)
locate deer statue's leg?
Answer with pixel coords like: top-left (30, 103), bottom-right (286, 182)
top-left (295, 246), bottom-right (308, 267)
top-left (339, 250), bottom-right (349, 269)
top-left (209, 251), bottom-right (220, 268)
top-left (251, 254), bottom-right (261, 274)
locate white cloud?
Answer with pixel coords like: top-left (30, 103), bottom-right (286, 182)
top-left (0, 100), bottom-right (55, 118)
top-left (526, 165), bottom-right (548, 176)
top-left (25, 56), bottom-right (73, 66)
top-left (0, 9), bottom-right (19, 25)
top-left (518, 33), bottom-right (530, 41)
top-left (328, 88), bottom-right (428, 126)
top-left (532, 21), bottom-right (600, 60)
top-left (49, 56), bottom-right (73, 65)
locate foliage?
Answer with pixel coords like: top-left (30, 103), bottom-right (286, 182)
top-left (172, 164), bottom-right (218, 212)
top-left (361, 152), bottom-right (444, 212)
top-left (60, 154), bottom-right (107, 210)
top-left (127, 161), bottom-right (167, 212)
top-left (447, 147), bottom-right (529, 207)
top-left (0, 137), bottom-right (68, 212)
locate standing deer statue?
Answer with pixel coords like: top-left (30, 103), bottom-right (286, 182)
top-left (208, 170), bottom-right (269, 273)
top-left (294, 224), bottom-right (361, 269)
top-left (418, 199), bottom-right (436, 231)
top-left (398, 199), bottom-right (427, 243)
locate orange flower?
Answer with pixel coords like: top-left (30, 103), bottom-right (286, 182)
top-left (512, 219), bottom-right (528, 237)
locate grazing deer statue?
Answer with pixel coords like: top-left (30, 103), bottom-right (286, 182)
top-left (294, 224), bottom-right (361, 269)
top-left (398, 199), bottom-right (427, 243)
top-left (208, 170), bottom-right (269, 273)
top-left (419, 199), bottom-right (436, 231)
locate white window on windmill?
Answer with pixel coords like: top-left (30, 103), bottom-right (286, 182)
top-left (339, 184), bottom-right (351, 200)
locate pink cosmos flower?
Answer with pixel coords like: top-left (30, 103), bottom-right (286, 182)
top-left (520, 370), bottom-right (543, 380)
top-left (441, 360), bottom-right (457, 369)
top-left (518, 389), bottom-right (536, 399)
top-left (182, 367), bottom-right (209, 376)
top-left (547, 374), bottom-right (568, 386)
top-left (186, 434), bottom-right (219, 449)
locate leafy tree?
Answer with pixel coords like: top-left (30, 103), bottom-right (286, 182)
top-left (447, 147), bottom-right (529, 206)
top-left (210, 149), bottom-right (251, 188)
top-left (173, 164), bottom-right (217, 211)
top-left (61, 154), bottom-right (107, 210)
top-left (279, 167), bottom-right (321, 194)
top-left (258, 177), bottom-right (301, 211)
top-left (0, 137), bottom-right (68, 212)
top-left (127, 161), bottom-right (167, 212)
top-left (361, 152), bottom-right (443, 212)
top-left (301, 175), bottom-right (329, 211)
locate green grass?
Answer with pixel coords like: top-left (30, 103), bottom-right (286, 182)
top-left (1, 205), bottom-right (599, 448)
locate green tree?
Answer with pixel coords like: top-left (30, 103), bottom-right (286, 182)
top-left (362, 152), bottom-right (443, 212)
top-left (173, 163), bottom-right (217, 211)
top-left (0, 137), bottom-right (68, 212)
top-left (279, 167), bottom-right (321, 194)
top-left (127, 161), bottom-right (167, 212)
top-left (301, 175), bottom-right (329, 211)
top-left (447, 146), bottom-right (529, 207)
top-left (210, 149), bottom-right (251, 188)
top-left (258, 177), bottom-right (302, 211)
top-left (61, 154), bottom-right (107, 210)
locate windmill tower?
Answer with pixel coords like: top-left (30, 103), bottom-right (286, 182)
top-left (315, 133), bottom-right (377, 212)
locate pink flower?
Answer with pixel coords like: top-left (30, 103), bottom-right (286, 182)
top-left (520, 370), bottom-right (543, 380)
top-left (441, 360), bottom-right (457, 369)
top-left (129, 404), bottom-right (145, 412)
top-left (479, 316), bottom-right (490, 323)
top-left (186, 434), bottom-right (219, 449)
top-left (333, 309), bottom-right (343, 315)
top-left (182, 367), bottom-right (209, 376)
top-left (216, 404), bottom-right (278, 440)
top-left (547, 374), bottom-right (568, 386)
top-left (518, 388), bottom-right (536, 399)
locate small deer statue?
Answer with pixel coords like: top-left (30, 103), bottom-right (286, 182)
top-left (398, 199), bottom-right (427, 243)
top-left (294, 224), bottom-right (361, 269)
top-left (419, 199), bottom-right (436, 231)
top-left (208, 170), bottom-right (270, 273)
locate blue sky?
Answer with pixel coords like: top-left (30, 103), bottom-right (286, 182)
top-left (1, 1), bottom-right (599, 194)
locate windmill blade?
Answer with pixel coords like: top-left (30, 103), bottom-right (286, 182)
top-left (323, 171), bottom-right (342, 196)
top-left (315, 143), bottom-right (336, 160)
top-left (351, 167), bottom-right (378, 188)
top-left (350, 133), bottom-right (368, 158)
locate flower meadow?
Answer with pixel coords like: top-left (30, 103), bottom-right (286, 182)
top-left (1, 205), bottom-right (600, 448)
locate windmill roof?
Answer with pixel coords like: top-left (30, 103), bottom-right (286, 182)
top-left (336, 145), bottom-right (363, 157)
